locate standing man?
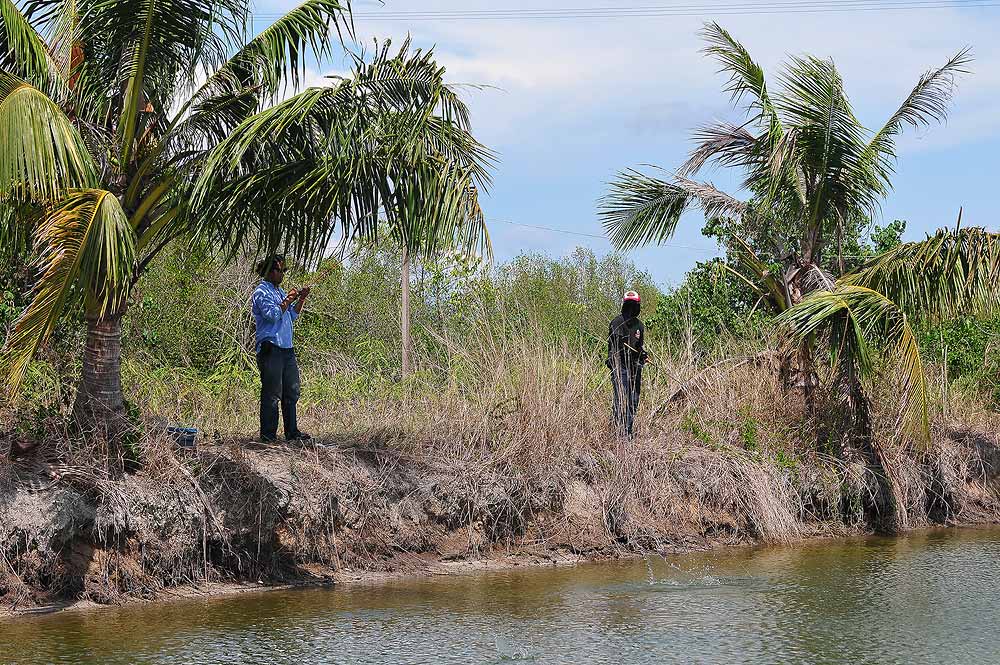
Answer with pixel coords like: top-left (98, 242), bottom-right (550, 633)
top-left (252, 255), bottom-right (311, 443)
top-left (606, 290), bottom-right (648, 439)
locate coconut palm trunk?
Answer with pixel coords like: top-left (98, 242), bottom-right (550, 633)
top-left (401, 246), bottom-right (413, 376)
top-left (73, 311), bottom-right (125, 426)
top-left (842, 349), bottom-right (898, 531)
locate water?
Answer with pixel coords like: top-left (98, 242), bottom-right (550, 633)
top-left (5, 527), bottom-right (1000, 664)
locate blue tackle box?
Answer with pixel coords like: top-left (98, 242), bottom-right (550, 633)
top-left (166, 426), bottom-right (198, 448)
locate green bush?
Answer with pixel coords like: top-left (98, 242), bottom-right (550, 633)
top-left (646, 258), bottom-right (770, 355)
top-left (917, 316), bottom-right (1000, 404)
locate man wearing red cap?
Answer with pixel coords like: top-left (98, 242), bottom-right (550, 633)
top-left (606, 290), bottom-right (648, 438)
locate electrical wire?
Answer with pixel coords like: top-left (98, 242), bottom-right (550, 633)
top-left (251, 0), bottom-right (1000, 20)
top-left (490, 219), bottom-right (900, 261)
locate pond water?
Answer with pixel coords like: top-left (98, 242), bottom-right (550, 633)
top-left (4, 527), bottom-right (1000, 664)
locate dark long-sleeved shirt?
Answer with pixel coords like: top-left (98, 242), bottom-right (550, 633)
top-left (607, 314), bottom-right (646, 370)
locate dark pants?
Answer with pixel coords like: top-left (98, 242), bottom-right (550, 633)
top-left (611, 363), bottom-right (642, 438)
top-left (257, 344), bottom-right (301, 440)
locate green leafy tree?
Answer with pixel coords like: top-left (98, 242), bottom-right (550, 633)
top-left (646, 258), bottom-right (768, 355)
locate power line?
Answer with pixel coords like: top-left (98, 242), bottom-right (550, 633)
top-left (357, 0), bottom-right (994, 13)
top-left (492, 218), bottom-right (719, 253)
top-left (252, 0), bottom-right (1000, 19)
top-left (493, 218), bottom-right (607, 239)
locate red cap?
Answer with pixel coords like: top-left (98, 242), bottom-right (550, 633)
top-left (623, 290), bottom-right (640, 303)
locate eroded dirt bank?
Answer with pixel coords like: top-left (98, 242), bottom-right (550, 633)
top-left (4, 425), bottom-right (1000, 614)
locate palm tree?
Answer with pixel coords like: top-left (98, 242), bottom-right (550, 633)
top-left (779, 223), bottom-right (1000, 433)
top-left (392, 177), bottom-right (491, 377)
top-left (0, 0), bottom-right (490, 440)
top-left (599, 22), bottom-right (969, 394)
top-left (345, 42), bottom-right (493, 377)
top-left (775, 224), bottom-right (1000, 531)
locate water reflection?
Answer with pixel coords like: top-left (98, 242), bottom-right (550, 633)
top-left (4, 528), bottom-right (1000, 664)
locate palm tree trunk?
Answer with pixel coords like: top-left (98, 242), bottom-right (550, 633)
top-left (73, 312), bottom-right (126, 429)
top-left (778, 267), bottom-right (819, 407)
top-left (846, 370), bottom-right (902, 534)
top-left (401, 246), bottom-right (412, 377)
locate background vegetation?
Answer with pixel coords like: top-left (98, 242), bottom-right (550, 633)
top-left (4, 212), bottom-right (1000, 442)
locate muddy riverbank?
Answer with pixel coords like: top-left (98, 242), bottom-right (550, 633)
top-left (4, 421), bottom-right (1000, 614)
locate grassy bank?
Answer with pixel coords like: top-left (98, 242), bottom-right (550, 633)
top-left (4, 330), bottom-right (1000, 610)
top-left (3, 246), bottom-right (1000, 609)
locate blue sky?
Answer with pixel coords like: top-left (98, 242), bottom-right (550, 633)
top-left (255, 0), bottom-right (1000, 287)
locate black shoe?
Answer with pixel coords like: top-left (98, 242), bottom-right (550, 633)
top-left (286, 431), bottom-right (311, 441)
top-left (257, 435), bottom-right (278, 445)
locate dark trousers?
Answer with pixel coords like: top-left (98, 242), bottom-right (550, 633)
top-left (257, 344), bottom-right (300, 440)
top-left (611, 363), bottom-right (642, 438)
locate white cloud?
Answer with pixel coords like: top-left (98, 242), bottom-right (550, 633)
top-left (345, 6), bottom-right (1000, 151)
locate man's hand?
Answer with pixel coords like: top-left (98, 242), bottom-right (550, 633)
top-left (282, 289), bottom-right (299, 310)
top-left (291, 286), bottom-right (310, 314)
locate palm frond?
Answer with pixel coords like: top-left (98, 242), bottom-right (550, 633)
top-left (673, 175), bottom-right (749, 219)
top-left (35, 0), bottom-right (79, 79)
top-left (1, 189), bottom-right (135, 397)
top-left (191, 84), bottom-right (333, 197)
top-left (171, 0), bottom-right (352, 150)
top-left (0, 197), bottom-right (36, 259)
top-left (776, 55), bottom-right (881, 236)
top-left (212, 0), bottom-right (348, 102)
top-left (777, 284), bottom-right (929, 440)
top-left (189, 41), bottom-right (495, 264)
top-left (335, 38), bottom-right (477, 131)
top-left (77, 0), bottom-right (244, 162)
top-left (456, 182), bottom-right (492, 263)
top-left (841, 226), bottom-right (1000, 320)
top-left (0, 0), bottom-right (57, 83)
top-left (186, 82), bottom-right (369, 261)
top-left (727, 234), bottom-right (789, 311)
top-left (599, 168), bottom-right (745, 251)
top-left (800, 261), bottom-right (837, 292)
top-left (599, 170), bottom-right (689, 251)
top-left (0, 70), bottom-right (96, 199)
top-left (865, 49), bottom-right (971, 184)
top-left (700, 21), bottom-right (780, 125)
top-left (680, 121), bottom-right (760, 177)
top-left (418, 114), bottom-right (495, 188)
top-left (387, 160), bottom-right (490, 262)
top-left (163, 0), bottom-right (350, 159)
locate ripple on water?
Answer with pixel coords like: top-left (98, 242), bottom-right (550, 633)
top-left (493, 635), bottom-right (538, 662)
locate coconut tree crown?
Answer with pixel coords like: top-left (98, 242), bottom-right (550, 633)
top-left (600, 21), bottom-right (970, 301)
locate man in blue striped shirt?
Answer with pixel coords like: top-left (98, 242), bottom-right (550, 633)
top-left (252, 255), bottom-right (311, 443)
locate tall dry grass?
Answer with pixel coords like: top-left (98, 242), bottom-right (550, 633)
top-left (6, 310), bottom-right (1000, 608)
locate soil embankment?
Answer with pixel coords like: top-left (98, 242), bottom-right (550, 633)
top-left (4, 424), bottom-right (1000, 614)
